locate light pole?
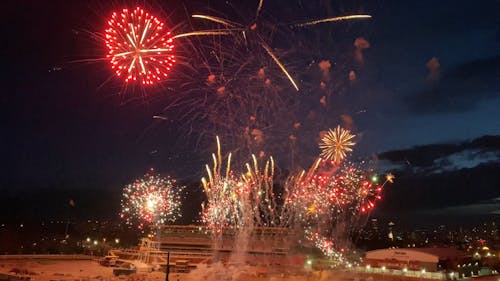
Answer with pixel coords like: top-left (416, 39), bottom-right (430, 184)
top-left (165, 251), bottom-right (170, 281)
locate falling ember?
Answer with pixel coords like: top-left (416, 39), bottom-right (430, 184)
top-left (320, 96), bottom-right (327, 106)
top-left (257, 68), bottom-right (265, 79)
top-left (340, 114), bottom-right (354, 130)
top-left (216, 86), bottom-right (226, 96)
top-left (354, 37), bottom-right (370, 64)
top-left (349, 70), bottom-right (357, 81)
top-left (318, 60), bottom-right (331, 77)
top-left (105, 7), bottom-right (176, 85)
top-left (207, 74), bottom-right (216, 84)
top-left (319, 126), bottom-right (356, 164)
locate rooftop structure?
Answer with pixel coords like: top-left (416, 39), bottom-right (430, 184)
top-left (361, 247), bottom-right (480, 280)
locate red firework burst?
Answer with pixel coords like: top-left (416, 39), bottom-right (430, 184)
top-left (105, 7), bottom-right (176, 85)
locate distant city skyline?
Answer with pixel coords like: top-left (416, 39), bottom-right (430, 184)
top-left (1, 0), bottom-right (499, 224)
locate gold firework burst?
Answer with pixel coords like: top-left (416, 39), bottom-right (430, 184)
top-left (319, 126), bottom-right (356, 163)
top-left (385, 173), bottom-right (395, 183)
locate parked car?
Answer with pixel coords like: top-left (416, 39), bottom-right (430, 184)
top-left (98, 256), bottom-right (118, 267)
top-left (113, 263), bottom-right (136, 276)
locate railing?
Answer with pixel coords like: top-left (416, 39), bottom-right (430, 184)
top-left (0, 254), bottom-right (92, 260)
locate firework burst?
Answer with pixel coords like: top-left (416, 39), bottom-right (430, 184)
top-left (105, 7), bottom-right (176, 85)
top-left (319, 126), bottom-right (356, 164)
top-left (144, 1), bottom-right (373, 163)
top-left (201, 137), bottom-right (288, 236)
top-left (201, 136), bottom-right (240, 233)
top-left (120, 173), bottom-right (183, 230)
top-left (284, 139), bottom-right (394, 261)
top-left (287, 162), bottom-right (384, 218)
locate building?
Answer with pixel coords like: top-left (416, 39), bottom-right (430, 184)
top-left (112, 225), bottom-right (295, 266)
top-left (361, 247), bottom-right (480, 280)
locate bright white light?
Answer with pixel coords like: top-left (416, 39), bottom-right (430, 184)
top-left (146, 198), bottom-right (155, 211)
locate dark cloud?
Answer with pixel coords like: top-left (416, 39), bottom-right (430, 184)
top-left (378, 135), bottom-right (500, 168)
top-left (407, 56), bottom-right (500, 114)
top-left (377, 160), bottom-right (500, 213)
top-left (375, 135), bottom-right (500, 215)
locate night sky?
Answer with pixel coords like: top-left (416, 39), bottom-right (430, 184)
top-left (2, 0), bottom-right (499, 215)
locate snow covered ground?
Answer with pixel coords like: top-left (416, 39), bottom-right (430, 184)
top-left (0, 259), bottom-right (352, 281)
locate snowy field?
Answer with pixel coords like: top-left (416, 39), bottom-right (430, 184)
top-left (0, 259), bottom-right (356, 281)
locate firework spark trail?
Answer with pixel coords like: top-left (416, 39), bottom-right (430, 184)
top-left (172, 29), bottom-right (238, 39)
top-left (120, 173), bottom-right (184, 230)
top-left (306, 230), bottom-right (346, 262)
top-left (261, 43), bottom-right (300, 91)
top-left (192, 14), bottom-right (242, 27)
top-left (191, 6), bottom-right (304, 92)
top-left (255, 0), bottom-right (265, 18)
top-left (241, 155), bottom-right (288, 227)
top-left (105, 7), bottom-right (176, 85)
top-left (189, 8), bottom-right (371, 91)
top-left (201, 137), bottom-right (240, 233)
top-left (293, 14), bottom-right (372, 27)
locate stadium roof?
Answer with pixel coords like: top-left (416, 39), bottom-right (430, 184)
top-left (365, 248), bottom-right (466, 264)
